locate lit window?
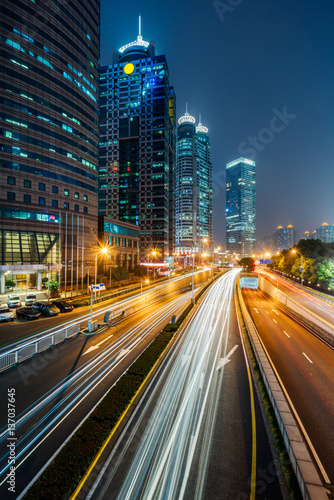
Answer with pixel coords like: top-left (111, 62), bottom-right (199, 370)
top-left (64, 202), bottom-right (69, 209)
top-left (74, 192), bottom-right (79, 199)
top-left (83, 194), bottom-right (88, 201)
top-left (64, 189), bottom-right (69, 196)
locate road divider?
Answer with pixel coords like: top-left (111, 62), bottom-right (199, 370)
top-left (237, 281), bottom-right (328, 500)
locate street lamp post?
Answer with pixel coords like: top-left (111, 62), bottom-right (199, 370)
top-left (292, 249), bottom-right (304, 287)
top-left (89, 247), bottom-right (107, 332)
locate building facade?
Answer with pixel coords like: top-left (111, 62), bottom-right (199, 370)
top-left (99, 21), bottom-right (175, 263)
top-left (273, 225), bottom-right (299, 251)
top-left (175, 110), bottom-right (212, 254)
top-left (0, 0), bottom-right (100, 294)
top-left (98, 216), bottom-right (139, 272)
top-left (226, 157), bottom-right (256, 257)
top-left (315, 223), bottom-right (334, 243)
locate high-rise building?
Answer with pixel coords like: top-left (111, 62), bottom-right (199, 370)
top-left (0, 0), bottom-right (100, 294)
top-left (175, 109), bottom-right (212, 254)
top-left (99, 19), bottom-right (175, 263)
top-left (226, 157), bottom-right (256, 257)
top-left (273, 225), bottom-right (299, 251)
top-left (315, 223), bottom-right (334, 243)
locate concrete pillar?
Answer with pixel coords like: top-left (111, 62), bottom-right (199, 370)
top-left (37, 271), bottom-right (43, 291)
top-left (0, 274), bottom-right (5, 295)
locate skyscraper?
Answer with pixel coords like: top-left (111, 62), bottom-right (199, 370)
top-left (99, 18), bottom-right (175, 262)
top-left (273, 225), bottom-right (299, 251)
top-left (226, 157), bottom-right (256, 257)
top-left (175, 109), bottom-right (212, 254)
top-left (0, 0), bottom-right (100, 293)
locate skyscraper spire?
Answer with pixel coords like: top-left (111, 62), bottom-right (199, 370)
top-left (139, 14), bottom-right (142, 37)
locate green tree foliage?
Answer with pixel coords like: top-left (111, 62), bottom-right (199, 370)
top-left (238, 257), bottom-right (255, 272)
top-left (133, 265), bottom-right (147, 277)
top-left (270, 239), bottom-right (334, 289)
top-left (109, 266), bottom-right (129, 281)
top-left (47, 280), bottom-right (59, 292)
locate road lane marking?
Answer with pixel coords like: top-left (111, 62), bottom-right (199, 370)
top-left (273, 319), bottom-right (277, 324)
top-left (216, 344), bottom-right (239, 370)
top-left (303, 352), bottom-right (313, 364)
top-left (83, 335), bottom-right (113, 355)
top-left (272, 309), bottom-right (279, 316)
top-left (266, 311), bottom-right (269, 314)
top-left (283, 331), bottom-right (290, 338)
top-left (253, 308), bottom-right (259, 313)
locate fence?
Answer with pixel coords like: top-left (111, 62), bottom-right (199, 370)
top-left (0, 324), bottom-right (80, 372)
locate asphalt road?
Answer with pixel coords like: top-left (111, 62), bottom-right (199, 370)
top-left (84, 270), bottom-right (284, 500)
top-left (258, 269), bottom-right (334, 325)
top-left (243, 287), bottom-right (334, 492)
top-left (0, 289), bottom-right (194, 499)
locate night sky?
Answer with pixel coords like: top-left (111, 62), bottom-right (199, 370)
top-left (101, 0), bottom-right (334, 247)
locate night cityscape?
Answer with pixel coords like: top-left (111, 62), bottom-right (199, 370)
top-left (0, 1), bottom-right (333, 499)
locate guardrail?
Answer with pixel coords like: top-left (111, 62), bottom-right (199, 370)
top-left (237, 282), bottom-right (328, 500)
top-left (258, 275), bottom-right (334, 347)
top-left (0, 324), bottom-right (80, 373)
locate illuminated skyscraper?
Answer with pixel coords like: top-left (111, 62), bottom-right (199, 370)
top-left (99, 18), bottom-right (176, 262)
top-left (0, 0), bottom-right (100, 293)
top-left (175, 110), bottom-right (212, 253)
top-left (226, 158), bottom-right (256, 256)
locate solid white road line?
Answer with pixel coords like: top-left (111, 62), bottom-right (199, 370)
top-left (302, 352), bottom-right (313, 364)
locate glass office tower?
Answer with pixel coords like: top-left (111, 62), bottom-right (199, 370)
top-left (99, 21), bottom-right (175, 262)
top-left (175, 110), bottom-right (212, 254)
top-left (226, 157), bottom-right (256, 257)
top-left (0, 0), bottom-right (100, 294)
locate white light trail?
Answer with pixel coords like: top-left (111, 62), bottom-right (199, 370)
top-left (101, 269), bottom-right (241, 500)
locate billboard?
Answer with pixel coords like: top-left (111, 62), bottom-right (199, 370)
top-left (259, 259), bottom-right (272, 265)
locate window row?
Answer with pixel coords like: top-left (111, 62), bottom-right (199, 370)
top-left (6, 192), bottom-right (88, 212)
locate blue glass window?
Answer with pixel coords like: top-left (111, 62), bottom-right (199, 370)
top-left (24, 179), bottom-right (31, 188)
top-left (39, 197), bottom-right (45, 205)
top-left (7, 176), bottom-right (15, 185)
top-left (39, 183), bottom-right (45, 191)
top-left (7, 192), bottom-right (15, 201)
top-left (24, 194), bottom-right (31, 203)
top-left (64, 202), bottom-right (69, 209)
top-left (52, 200), bottom-right (58, 207)
top-left (52, 186), bottom-right (58, 193)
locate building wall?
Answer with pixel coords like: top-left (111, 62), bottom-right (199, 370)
top-left (0, 0), bottom-right (100, 291)
top-left (175, 117), bottom-right (212, 253)
top-left (99, 35), bottom-right (175, 263)
top-left (98, 216), bottom-right (139, 272)
top-left (226, 158), bottom-right (256, 257)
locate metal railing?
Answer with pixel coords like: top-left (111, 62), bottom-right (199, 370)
top-left (0, 324), bottom-right (80, 372)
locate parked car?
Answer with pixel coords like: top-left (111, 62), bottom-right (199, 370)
top-left (0, 305), bottom-right (15, 322)
top-left (7, 295), bottom-right (21, 308)
top-left (51, 300), bottom-right (74, 313)
top-left (16, 307), bottom-right (41, 321)
top-left (32, 301), bottom-right (60, 317)
top-left (25, 293), bottom-right (37, 306)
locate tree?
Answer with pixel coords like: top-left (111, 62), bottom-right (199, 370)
top-left (315, 259), bottom-right (334, 289)
top-left (237, 257), bottom-right (255, 272)
top-left (5, 279), bottom-right (15, 291)
top-left (47, 280), bottom-right (59, 292)
top-left (133, 265), bottom-right (147, 277)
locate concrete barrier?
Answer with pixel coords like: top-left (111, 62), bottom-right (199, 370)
top-left (237, 282), bottom-right (328, 500)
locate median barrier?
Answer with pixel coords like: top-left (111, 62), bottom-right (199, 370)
top-left (258, 275), bottom-right (334, 347)
top-left (237, 282), bottom-right (328, 500)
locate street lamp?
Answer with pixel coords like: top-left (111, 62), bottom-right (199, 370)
top-left (141, 278), bottom-right (149, 294)
top-left (292, 249), bottom-right (304, 287)
top-left (90, 246), bottom-right (108, 329)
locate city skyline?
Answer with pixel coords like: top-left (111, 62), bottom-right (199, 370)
top-left (100, 0), bottom-right (334, 244)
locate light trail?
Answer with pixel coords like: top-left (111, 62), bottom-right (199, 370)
top-left (91, 269), bottom-right (240, 500)
top-left (0, 291), bottom-right (193, 489)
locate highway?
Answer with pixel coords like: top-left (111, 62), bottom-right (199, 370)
top-left (242, 286), bottom-right (334, 493)
top-left (84, 270), bottom-right (284, 500)
top-left (0, 288), bottom-right (196, 499)
top-left (258, 268), bottom-right (334, 325)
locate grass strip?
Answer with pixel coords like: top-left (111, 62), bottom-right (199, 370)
top-left (236, 292), bottom-right (302, 500)
top-left (24, 276), bottom-right (217, 499)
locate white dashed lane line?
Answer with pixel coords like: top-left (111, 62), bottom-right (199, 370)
top-left (303, 352), bottom-right (313, 364)
top-left (273, 319), bottom-right (277, 324)
top-left (284, 331), bottom-right (290, 338)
